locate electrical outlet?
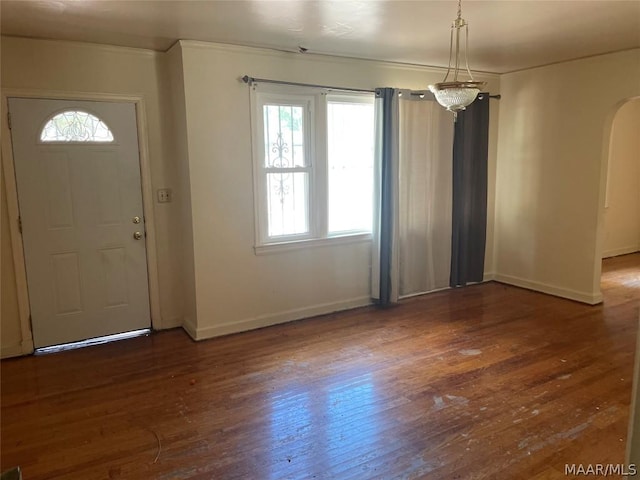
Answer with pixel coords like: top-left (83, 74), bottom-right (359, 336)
top-left (157, 188), bottom-right (172, 203)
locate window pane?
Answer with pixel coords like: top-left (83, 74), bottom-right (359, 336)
top-left (327, 101), bottom-right (375, 234)
top-left (263, 105), bottom-right (306, 168)
top-left (267, 172), bottom-right (309, 237)
top-left (40, 110), bottom-right (114, 143)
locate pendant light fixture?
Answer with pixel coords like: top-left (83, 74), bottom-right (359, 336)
top-left (429, 0), bottom-right (486, 118)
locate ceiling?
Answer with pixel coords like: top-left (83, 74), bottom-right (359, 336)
top-left (1, 0), bottom-right (639, 74)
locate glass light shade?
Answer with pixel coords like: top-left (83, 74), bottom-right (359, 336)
top-left (429, 84), bottom-right (481, 112)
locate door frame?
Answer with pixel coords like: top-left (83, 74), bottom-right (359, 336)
top-left (2, 89), bottom-right (162, 356)
top-left (592, 95), bottom-right (640, 297)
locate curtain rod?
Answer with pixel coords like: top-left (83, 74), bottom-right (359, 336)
top-left (242, 76), bottom-right (501, 99)
top-left (242, 75), bottom-right (375, 94)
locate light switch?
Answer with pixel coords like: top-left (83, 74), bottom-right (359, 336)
top-left (157, 188), bottom-right (172, 203)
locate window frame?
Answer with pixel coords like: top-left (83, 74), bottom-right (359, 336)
top-left (38, 109), bottom-right (116, 144)
top-left (250, 84), bottom-right (374, 253)
top-left (325, 93), bottom-right (376, 237)
top-left (252, 89), bottom-right (318, 245)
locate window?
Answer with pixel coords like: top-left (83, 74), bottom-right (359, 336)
top-left (261, 97), bottom-right (312, 238)
top-left (326, 96), bottom-right (375, 234)
top-left (40, 110), bottom-right (114, 143)
top-left (251, 85), bottom-right (375, 251)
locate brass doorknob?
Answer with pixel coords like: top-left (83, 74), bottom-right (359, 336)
top-left (133, 231), bottom-right (143, 240)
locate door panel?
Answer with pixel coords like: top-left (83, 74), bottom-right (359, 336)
top-left (44, 152), bottom-right (75, 228)
top-left (93, 151), bottom-right (122, 225)
top-left (51, 252), bottom-right (83, 315)
top-left (9, 98), bottom-right (151, 348)
top-left (100, 247), bottom-right (129, 308)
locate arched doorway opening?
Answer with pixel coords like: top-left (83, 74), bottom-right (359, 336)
top-left (593, 96), bottom-right (640, 295)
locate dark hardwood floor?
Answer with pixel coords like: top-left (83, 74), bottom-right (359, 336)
top-left (2, 254), bottom-right (639, 479)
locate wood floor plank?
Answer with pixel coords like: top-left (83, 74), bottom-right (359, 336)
top-left (2, 253), bottom-right (639, 479)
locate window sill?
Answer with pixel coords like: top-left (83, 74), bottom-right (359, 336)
top-left (254, 233), bottom-right (372, 255)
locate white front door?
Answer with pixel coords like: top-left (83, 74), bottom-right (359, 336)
top-left (8, 98), bottom-right (151, 348)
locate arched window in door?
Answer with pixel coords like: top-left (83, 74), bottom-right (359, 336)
top-left (40, 110), bottom-right (114, 143)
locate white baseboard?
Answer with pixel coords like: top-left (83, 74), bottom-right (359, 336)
top-left (493, 273), bottom-right (603, 305)
top-left (182, 317), bottom-right (198, 341)
top-left (1, 338), bottom-right (34, 358)
top-left (187, 296), bottom-right (373, 341)
top-left (483, 271), bottom-right (496, 282)
top-left (156, 316), bottom-right (183, 330)
top-left (22, 338), bottom-right (34, 355)
top-left (603, 246), bottom-right (640, 259)
top-left (1, 343), bottom-right (25, 359)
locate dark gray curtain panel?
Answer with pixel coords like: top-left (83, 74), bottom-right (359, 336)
top-left (450, 95), bottom-right (490, 287)
top-left (376, 87), bottom-right (399, 306)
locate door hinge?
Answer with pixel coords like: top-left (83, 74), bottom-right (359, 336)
top-left (7, 112), bottom-right (12, 130)
top-left (18, 215), bottom-right (22, 234)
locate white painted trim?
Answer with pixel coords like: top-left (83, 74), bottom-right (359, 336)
top-left (178, 39), bottom-right (501, 78)
top-left (182, 318), bottom-right (198, 341)
top-left (1, 88), bottom-right (148, 104)
top-left (2, 94), bottom-right (35, 356)
top-left (187, 296), bottom-right (372, 341)
top-left (1, 343), bottom-right (24, 359)
top-left (161, 316), bottom-right (184, 329)
top-left (603, 246), bottom-right (640, 259)
top-left (604, 125), bottom-right (615, 209)
top-left (593, 96), bottom-right (640, 297)
top-left (251, 89), bottom-right (317, 245)
top-left (255, 233), bottom-right (372, 255)
top-left (250, 85), bottom-right (375, 253)
top-left (1, 88), bottom-right (165, 354)
top-left (502, 47), bottom-right (640, 75)
top-left (132, 100), bottom-right (164, 330)
top-left (21, 338), bottom-right (34, 356)
top-left (3, 35), bottom-right (158, 58)
top-left (493, 273), bottom-right (603, 305)
top-left (483, 271), bottom-right (496, 282)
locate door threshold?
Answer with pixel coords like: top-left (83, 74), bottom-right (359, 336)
top-left (34, 329), bottom-right (151, 355)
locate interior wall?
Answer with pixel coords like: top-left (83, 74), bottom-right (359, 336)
top-left (1, 37), bottom-right (184, 357)
top-left (603, 99), bottom-right (640, 258)
top-left (174, 40), bottom-right (500, 339)
top-left (494, 49), bottom-right (640, 303)
top-left (1, 36), bottom-right (501, 349)
top-left (163, 44), bottom-right (198, 334)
